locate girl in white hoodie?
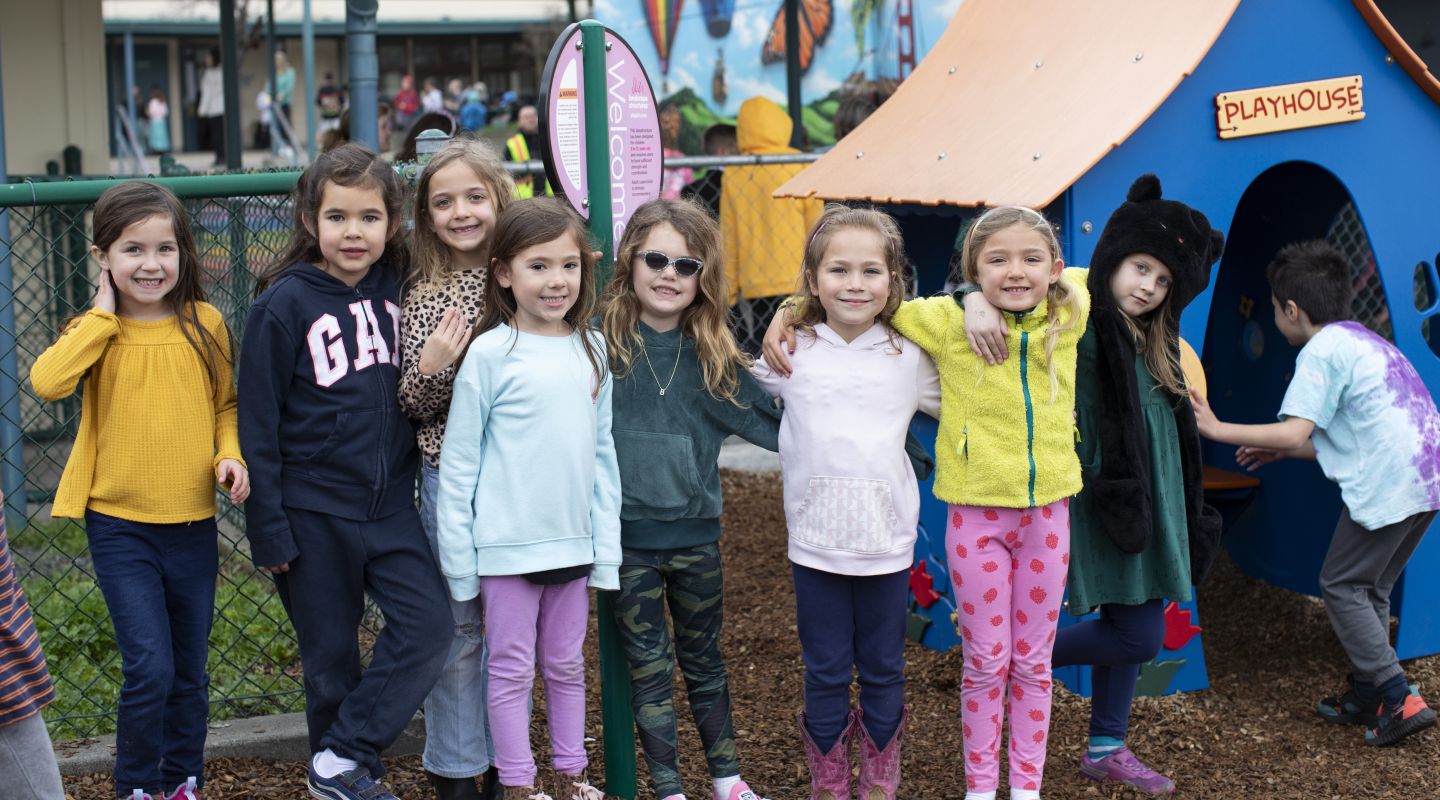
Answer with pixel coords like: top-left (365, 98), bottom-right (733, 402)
top-left (751, 206), bottom-right (938, 800)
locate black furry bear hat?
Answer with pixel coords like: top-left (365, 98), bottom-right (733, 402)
top-left (1087, 174), bottom-right (1225, 313)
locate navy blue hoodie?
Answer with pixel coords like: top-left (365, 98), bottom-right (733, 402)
top-left (239, 262), bottom-right (418, 568)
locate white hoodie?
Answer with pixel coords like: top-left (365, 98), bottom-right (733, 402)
top-left (752, 322), bottom-right (940, 576)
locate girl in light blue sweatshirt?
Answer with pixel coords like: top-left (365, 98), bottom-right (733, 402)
top-left (436, 198), bottom-right (622, 800)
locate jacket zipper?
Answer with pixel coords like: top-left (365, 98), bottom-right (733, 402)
top-left (1019, 324), bottom-right (1037, 508)
top-left (356, 286), bottom-right (388, 518)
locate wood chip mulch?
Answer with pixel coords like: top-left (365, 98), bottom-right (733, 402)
top-left (62, 470), bottom-right (1438, 798)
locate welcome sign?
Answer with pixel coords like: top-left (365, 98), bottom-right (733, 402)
top-left (1215, 75), bottom-right (1365, 139)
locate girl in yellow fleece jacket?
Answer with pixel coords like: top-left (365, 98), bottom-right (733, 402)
top-left (766, 205), bottom-right (1088, 800)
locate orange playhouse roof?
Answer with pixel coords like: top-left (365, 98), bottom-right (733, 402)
top-left (775, 0), bottom-right (1240, 208)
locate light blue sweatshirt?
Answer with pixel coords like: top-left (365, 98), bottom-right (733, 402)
top-left (437, 323), bottom-right (622, 600)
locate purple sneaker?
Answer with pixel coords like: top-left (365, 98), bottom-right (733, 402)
top-left (1078, 747), bottom-right (1175, 795)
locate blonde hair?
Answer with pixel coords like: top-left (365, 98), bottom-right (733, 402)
top-left (1120, 298), bottom-right (1188, 397)
top-left (794, 204), bottom-right (907, 347)
top-left (959, 205), bottom-right (1081, 401)
top-left (408, 138), bottom-right (516, 298)
top-left (600, 198), bottom-right (748, 403)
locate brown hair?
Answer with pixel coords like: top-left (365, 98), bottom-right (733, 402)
top-left (86, 181), bottom-right (228, 386)
top-left (469, 197), bottom-right (606, 384)
top-left (257, 142), bottom-right (406, 294)
top-left (794, 204), bottom-right (908, 346)
top-left (1116, 268), bottom-right (1187, 397)
top-left (600, 198), bottom-right (747, 403)
top-left (959, 205), bottom-right (1081, 401)
top-left (408, 138), bottom-right (516, 298)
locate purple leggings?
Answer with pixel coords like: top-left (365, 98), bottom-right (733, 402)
top-left (480, 575), bottom-right (590, 787)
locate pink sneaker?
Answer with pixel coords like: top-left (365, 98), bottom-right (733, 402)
top-left (1078, 747), bottom-right (1175, 795)
top-left (164, 777), bottom-right (200, 800)
top-left (712, 780), bottom-right (767, 800)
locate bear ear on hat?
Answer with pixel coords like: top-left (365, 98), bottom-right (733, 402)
top-left (1208, 229), bottom-right (1226, 266)
top-left (1127, 173), bottom-right (1162, 203)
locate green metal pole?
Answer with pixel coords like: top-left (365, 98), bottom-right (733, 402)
top-left (579, 19), bottom-right (635, 799)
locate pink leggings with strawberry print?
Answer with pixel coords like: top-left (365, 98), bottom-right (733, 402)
top-left (946, 500), bottom-right (1070, 794)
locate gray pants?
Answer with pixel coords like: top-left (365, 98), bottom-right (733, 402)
top-left (1319, 507), bottom-right (1435, 686)
top-left (0, 712), bottom-right (65, 799)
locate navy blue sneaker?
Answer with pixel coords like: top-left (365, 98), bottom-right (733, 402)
top-left (307, 765), bottom-right (398, 800)
top-left (1316, 674), bottom-right (1379, 727)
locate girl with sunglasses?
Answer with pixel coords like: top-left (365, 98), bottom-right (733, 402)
top-left (598, 198), bottom-right (782, 800)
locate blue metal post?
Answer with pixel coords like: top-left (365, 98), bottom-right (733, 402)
top-left (0, 47), bottom-right (30, 530)
top-left (124, 31), bottom-right (138, 144)
top-left (266, 0), bottom-right (278, 153)
top-left (219, 0), bottom-right (243, 169)
top-left (303, 0), bottom-right (317, 159)
top-left (345, 0), bottom-right (380, 152)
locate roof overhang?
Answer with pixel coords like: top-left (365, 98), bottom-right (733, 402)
top-left (775, 0), bottom-right (1240, 208)
top-left (1352, 0), bottom-right (1440, 107)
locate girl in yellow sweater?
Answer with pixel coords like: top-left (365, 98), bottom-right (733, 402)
top-left (30, 181), bottom-right (248, 800)
top-left (765, 206), bottom-right (1088, 800)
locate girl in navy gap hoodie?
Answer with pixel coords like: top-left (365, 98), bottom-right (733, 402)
top-left (239, 144), bottom-right (450, 800)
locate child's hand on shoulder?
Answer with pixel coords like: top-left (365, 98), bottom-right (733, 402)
top-left (419, 307), bottom-right (469, 375)
top-left (93, 268), bottom-right (116, 314)
top-left (761, 303), bottom-right (797, 377)
top-left (962, 291), bottom-right (1008, 365)
top-left (216, 458), bottom-right (250, 504)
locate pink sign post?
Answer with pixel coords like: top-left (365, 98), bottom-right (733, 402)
top-left (539, 22), bottom-right (664, 262)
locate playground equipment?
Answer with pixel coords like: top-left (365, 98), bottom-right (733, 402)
top-left (780, 0), bottom-right (1440, 695)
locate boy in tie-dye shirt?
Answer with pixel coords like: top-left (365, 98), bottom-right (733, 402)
top-left (1191, 240), bottom-right (1440, 748)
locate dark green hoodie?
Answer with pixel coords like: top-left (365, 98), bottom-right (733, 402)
top-left (611, 322), bottom-right (781, 549)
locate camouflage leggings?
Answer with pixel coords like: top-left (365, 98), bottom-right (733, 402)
top-left (612, 543), bottom-right (739, 797)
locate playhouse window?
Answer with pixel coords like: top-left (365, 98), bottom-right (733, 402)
top-left (1326, 202), bottom-right (1392, 342)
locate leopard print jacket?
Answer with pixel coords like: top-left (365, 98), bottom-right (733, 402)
top-left (399, 268), bottom-right (487, 467)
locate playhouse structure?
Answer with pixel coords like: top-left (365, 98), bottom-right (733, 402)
top-left (779, 0), bottom-right (1440, 696)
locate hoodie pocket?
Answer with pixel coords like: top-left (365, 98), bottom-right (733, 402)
top-left (792, 476), bottom-right (898, 554)
top-left (614, 429), bottom-right (702, 514)
top-left (297, 409), bottom-right (383, 480)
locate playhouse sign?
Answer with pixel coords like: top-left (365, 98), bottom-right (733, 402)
top-left (1215, 75), bottom-right (1364, 139)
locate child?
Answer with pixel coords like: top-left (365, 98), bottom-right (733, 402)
top-left (752, 205), bottom-right (939, 800)
top-left (238, 143), bottom-right (452, 800)
top-left (766, 204), bottom-right (1088, 800)
top-left (399, 137), bottom-right (515, 800)
top-left (30, 181), bottom-right (249, 800)
top-left (598, 199), bottom-right (783, 800)
top-left (1191, 239), bottom-right (1440, 747)
top-left (436, 197), bottom-right (621, 800)
top-left (962, 176), bottom-right (1225, 794)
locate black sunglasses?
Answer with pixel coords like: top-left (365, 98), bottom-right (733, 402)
top-left (639, 250), bottom-right (704, 278)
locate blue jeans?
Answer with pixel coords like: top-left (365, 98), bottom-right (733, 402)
top-left (85, 511), bottom-right (217, 796)
top-left (791, 563), bottom-right (908, 752)
top-left (419, 462), bottom-right (495, 777)
top-left (1051, 599), bottom-right (1165, 739)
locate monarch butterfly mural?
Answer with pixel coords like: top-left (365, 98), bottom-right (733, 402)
top-left (760, 0), bottom-right (834, 74)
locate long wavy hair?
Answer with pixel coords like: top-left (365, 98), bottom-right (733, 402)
top-left (407, 138), bottom-right (516, 299)
top-left (959, 205), bottom-right (1082, 402)
top-left (468, 197), bottom-right (606, 384)
top-left (600, 198), bottom-right (748, 403)
top-left (793, 204), bottom-right (908, 349)
top-left (1119, 284), bottom-right (1187, 396)
top-left (256, 143), bottom-right (406, 294)
top-left (84, 181), bottom-right (228, 386)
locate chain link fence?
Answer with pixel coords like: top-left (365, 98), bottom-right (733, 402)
top-left (0, 151), bottom-right (821, 740)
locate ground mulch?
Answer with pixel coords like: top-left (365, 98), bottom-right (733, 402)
top-left (62, 470), bottom-right (1438, 798)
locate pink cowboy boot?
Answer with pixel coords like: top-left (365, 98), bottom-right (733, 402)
top-left (854, 705), bottom-right (907, 800)
top-left (797, 709), bottom-right (853, 800)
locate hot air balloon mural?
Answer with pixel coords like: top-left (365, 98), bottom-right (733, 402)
top-left (642, 0), bottom-right (685, 91)
top-left (760, 0), bottom-right (834, 74)
top-left (700, 0), bottom-right (735, 37)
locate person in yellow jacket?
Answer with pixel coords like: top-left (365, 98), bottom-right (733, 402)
top-left (503, 104), bottom-right (553, 199)
top-left (721, 96), bottom-right (823, 353)
top-left (764, 205), bottom-right (1088, 800)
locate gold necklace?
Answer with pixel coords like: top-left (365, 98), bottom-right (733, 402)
top-left (641, 340), bottom-right (683, 396)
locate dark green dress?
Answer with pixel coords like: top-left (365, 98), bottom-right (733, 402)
top-left (1067, 328), bottom-right (1192, 616)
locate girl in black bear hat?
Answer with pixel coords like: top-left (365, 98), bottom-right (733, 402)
top-left (960, 174), bottom-right (1224, 796)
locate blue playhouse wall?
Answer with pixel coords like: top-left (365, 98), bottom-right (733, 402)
top-left (901, 0), bottom-right (1440, 695)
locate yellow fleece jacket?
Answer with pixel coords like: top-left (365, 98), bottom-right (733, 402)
top-left (720, 97), bottom-right (823, 305)
top-left (891, 268), bottom-right (1090, 508)
top-left (29, 304), bottom-right (242, 523)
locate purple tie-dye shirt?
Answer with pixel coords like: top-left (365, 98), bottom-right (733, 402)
top-left (1278, 321), bottom-right (1440, 529)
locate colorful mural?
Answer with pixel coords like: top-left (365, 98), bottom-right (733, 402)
top-left (594, 0), bottom-right (962, 148)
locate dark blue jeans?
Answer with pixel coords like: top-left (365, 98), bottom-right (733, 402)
top-left (792, 563), bottom-right (908, 751)
top-left (85, 511), bottom-right (217, 796)
top-left (1051, 599), bottom-right (1165, 739)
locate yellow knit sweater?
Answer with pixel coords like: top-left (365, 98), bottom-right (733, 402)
top-left (30, 304), bottom-right (242, 523)
top-left (891, 268), bottom-right (1090, 508)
